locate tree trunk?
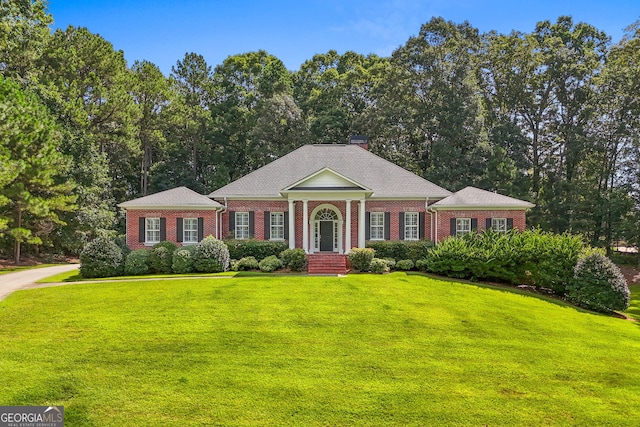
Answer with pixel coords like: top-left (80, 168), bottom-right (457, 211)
top-left (14, 206), bottom-right (21, 264)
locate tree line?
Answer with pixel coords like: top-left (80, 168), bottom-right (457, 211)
top-left (1, 1), bottom-right (638, 262)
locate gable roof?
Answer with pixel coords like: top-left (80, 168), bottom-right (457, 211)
top-left (431, 186), bottom-right (535, 209)
top-left (210, 144), bottom-right (451, 199)
top-left (282, 167), bottom-right (372, 192)
top-left (118, 187), bottom-right (222, 209)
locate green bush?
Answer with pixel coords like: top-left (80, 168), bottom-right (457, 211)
top-left (395, 259), bottom-right (415, 271)
top-left (366, 240), bottom-right (434, 262)
top-left (79, 237), bottom-right (124, 278)
top-left (236, 256), bottom-right (259, 271)
top-left (348, 248), bottom-right (375, 272)
top-left (280, 248), bottom-right (306, 272)
top-left (568, 254), bottom-right (630, 313)
top-left (259, 255), bottom-right (283, 272)
top-left (172, 246), bottom-right (196, 274)
top-left (148, 241), bottom-right (178, 274)
top-left (415, 259), bottom-right (429, 272)
top-left (225, 239), bottom-right (289, 261)
top-left (370, 258), bottom-right (389, 274)
top-left (194, 236), bottom-right (230, 273)
top-left (124, 249), bottom-right (150, 276)
top-left (384, 258), bottom-right (396, 270)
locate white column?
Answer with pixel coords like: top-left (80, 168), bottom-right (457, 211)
top-left (288, 200), bottom-right (296, 249)
top-left (345, 200), bottom-right (352, 253)
top-left (358, 199), bottom-right (366, 248)
top-left (302, 200), bottom-right (309, 253)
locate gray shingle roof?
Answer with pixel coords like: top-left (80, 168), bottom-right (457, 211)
top-left (118, 187), bottom-right (221, 209)
top-left (432, 186), bottom-right (534, 208)
top-left (209, 145), bottom-right (452, 199)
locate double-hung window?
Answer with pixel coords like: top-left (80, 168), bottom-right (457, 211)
top-left (456, 218), bottom-right (471, 236)
top-left (235, 212), bottom-right (249, 240)
top-left (183, 218), bottom-right (198, 243)
top-left (146, 218), bottom-right (161, 244)
top-left (270, 212), bottom-right (284, 240)
top-left (404, 212), bottom-right (419, 240)
top-left (491, 218), bottom-right (507, 232)
top-left (370, 212), bottom-right (385, 240)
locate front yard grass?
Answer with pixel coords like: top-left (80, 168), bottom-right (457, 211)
top-left (1, 273), bottom-right (639, 426)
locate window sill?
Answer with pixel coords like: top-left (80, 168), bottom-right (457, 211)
top-left (369, 238), bottom-right (386, 241)
top-left (144, 242), bottom-right (159, 247)
top-left (182, 241), bottom-right (197, 245)
top-left (269, 239), bottom-right (285, 242)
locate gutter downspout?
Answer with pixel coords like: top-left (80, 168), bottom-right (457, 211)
top-left (425, 197), bottom-right (430, 242)
top-left (218, 197), bottom-right (228, 240)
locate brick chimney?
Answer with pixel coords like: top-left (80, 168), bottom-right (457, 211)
top-left (349, 135), bottom-right (368, 150)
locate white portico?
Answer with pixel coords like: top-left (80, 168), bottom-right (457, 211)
top-left (280, 167), bottom-right (372, 254)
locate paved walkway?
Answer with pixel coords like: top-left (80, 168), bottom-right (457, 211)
top-left (0, 264), bottom-right (79, 301)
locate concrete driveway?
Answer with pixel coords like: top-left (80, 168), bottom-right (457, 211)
top-left (0, 264), bottom-right (79, 301)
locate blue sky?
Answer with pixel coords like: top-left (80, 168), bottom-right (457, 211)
top-left (48, 0), bottom-right (640, 75)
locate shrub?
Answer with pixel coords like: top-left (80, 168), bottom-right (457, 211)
top-left (225, 239), bottom-right (288, 261)
top-left (280, 248), bottom-right (306, 272)
top-left (79, 237), bottom-right (124, 278)
top-left (148, 241), bottom-right (178, 274)
top-left (395, 259), bottom-right (415, 271)
top-left (370, 258), bottom-right (389, 274)
top-left (172, 245), bottom-right (196, 274)
top-left (236, 256), bottom-right (259, 271)
top-left (124, 249), bottom-right (150, 276)
top-left (259, 255), bottom-right (283, 272)
top-left (384, 258), bottom-right (396, 270)
top-left (348, 248), bottom-right (375, 272)
top-left (194, 236), bottom-right (230, 273)
top-left (415, 259), bottom-right (429, 272)
top-left (366, 240), bottom-right (434, 262)
top-left (568, 254), bottom-right (630, 313)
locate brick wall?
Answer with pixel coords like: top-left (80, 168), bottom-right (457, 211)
top-left (125, 210), bottom-right (218, 250)
top-left (434, 210), bottom-right (527, 242)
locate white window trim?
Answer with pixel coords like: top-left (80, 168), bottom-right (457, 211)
top-left (370, 212), bottom-right (385, 240)
top-left (235, 212), bottom-right (249, 240)
top-left (404, 212), bottom-right (419, 241)
top-left (270, 212), bottom-right (285, 241)
top-left (492, 218), bottom-right (507, 232)
top-left (456, 218), bottom-right (471, 236)
top-left (145, 217), bottom-right (160, 245)
top-left (183, 218), bottom-right (199, 243)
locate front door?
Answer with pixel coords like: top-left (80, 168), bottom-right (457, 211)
top-left (319, 221), bottom-right (334, 251)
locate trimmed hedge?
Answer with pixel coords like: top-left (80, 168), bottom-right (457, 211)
top-left (194, 236), bottom-right (230, 273)
top-left (568, 254), bottom-right (630, 313)
top-left (259, 255), bottom-right (283, 272)
top-left (79, 237), bottom-right (124, 278)
top-left (280, 249), bottom-right (306, 272)
top-left (172, 246), bottom-right (196, 274)
top-left (370, 258), bottom-right (389, 274)
top-left (148, 241), bottom-right (178, 274)
top-left (395, 259), bottom-right (415, 271)
top-left (236, 256), bottom-right (259, 271)
top-left (124, 249), bottom-right (150, 276)
top-left (225, 239), bottom-right (288, 261)
top-left (366, 240), bottom-right (434, 262)
top-left (348, 248), bottom-right (375, 272)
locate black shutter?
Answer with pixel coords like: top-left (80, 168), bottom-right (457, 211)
top-left (176, 218), bottom-right (183, 242)
top-left (471, 218), bottom-right (478, 231)
top-left (486, 218), bottom-right (492, 231)
top-left (384, 212), bottom-right (390, 241)
top-left (419, 212), bottom-right (425, 239)
top-left (399, 212), bottom-right (405, 240)
top-left (450, 218), bottom-right (456, 236)
top-left (138, 217), bottom-right (145, 242)
top-left (284, 212), bottom-right (289, 239)
top-left (160, 218), bottom-right (166, 241)
top-left (264, 211), bottom-right (271, 240)
top-left (229, 211), bottom-right (235, 232)
top-left (198, 217), bottom-right (204, 241)
top-left (249, 211), bottom-right (255, 237)
top-left (365, 212), bottom-right (371, 240)
top-left (507, 218), bottom-right (514, 230)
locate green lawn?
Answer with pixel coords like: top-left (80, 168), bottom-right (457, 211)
top-left (36, 270), bottom-right (237, 283)
top-left (1, 273), bottom-right (639, 426)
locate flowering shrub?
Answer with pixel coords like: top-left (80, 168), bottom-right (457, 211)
top-left (348, 248), bottom-right (375, 272)
top-left (259, 255), bottom-right (283, 272)
top-left (236, 256), bottom-right (259, 271)
top-left (79, 237), bottom-right (124, 278)
top-left (124, 249), bottom-right (150, 276)
top-left (148, 241), bottom-right (178, 274)
top-left (568, 254), bottom-right (630, 313)
top-left (370, 258), bottom-right (389, 274)
top-left (193, 236), bottom-right (230, 273)
top-left (172, 246), bottom-right (196, 274)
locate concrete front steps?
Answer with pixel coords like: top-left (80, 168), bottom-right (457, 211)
top-left (307, 253), bottom-right (348, 275)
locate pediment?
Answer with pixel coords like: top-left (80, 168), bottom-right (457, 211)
top-left (282, 167), bottom-right (370, 191)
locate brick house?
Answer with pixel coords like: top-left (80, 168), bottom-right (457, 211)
top-left (119, 139), bottom-right (534, 268)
